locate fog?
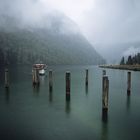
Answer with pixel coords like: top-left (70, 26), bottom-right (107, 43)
top-left (123, 46), bottom-right (140, 57)
top-left (0, 0), bottom-right (140, 62)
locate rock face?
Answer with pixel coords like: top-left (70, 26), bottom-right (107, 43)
top-left (0, 14), bottom-right (105, 65)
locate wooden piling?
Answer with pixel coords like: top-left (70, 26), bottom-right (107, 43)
top-left (5, 68), bottom-right (9, 88)
top-left (102, 76), bottom-right (109, 111)
top-left (49, 70), bottom-right (53, 92)
top-left (127, 71), bottom-right (131, 96)
top-left (66, 72), bottom-right (71, 101)
top-left (85, 69), bottom-right (88, 86)
top-left (32, 68), bottom-right (40, 85)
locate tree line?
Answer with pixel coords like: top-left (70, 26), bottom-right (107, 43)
top-left (120, 53), bottom-right (140, 65)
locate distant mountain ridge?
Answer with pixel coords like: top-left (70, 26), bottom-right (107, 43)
top-left (0, 14), bottom-right (105, 65)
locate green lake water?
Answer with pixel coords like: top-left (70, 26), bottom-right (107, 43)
top-left (0, 65), bottom-right (140, 140)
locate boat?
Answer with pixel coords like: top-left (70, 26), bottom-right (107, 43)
top-left (33, 63), bottom-right (47, 75)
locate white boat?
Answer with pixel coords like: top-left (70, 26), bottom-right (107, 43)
top-left (33, 64), bottom-right (47, 75)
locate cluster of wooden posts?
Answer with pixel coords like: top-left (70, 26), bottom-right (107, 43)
top-left (32, 68), bottom-right (71, 101)
top-left (102, 70), bottom-right (131, 115)
top-left (102, 70), bottom-right (132, 122)
top-left (4, 68), bottom-right (132, 113)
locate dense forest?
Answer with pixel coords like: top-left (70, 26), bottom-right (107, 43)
top-left (120, 53), bottom-right (140, 65)
top-left (0, 15), bottom-right (105, 66)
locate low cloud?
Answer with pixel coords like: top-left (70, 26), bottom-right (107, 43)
top-left (0, 0), bottom-right (80, 34)
top-left (0, 0), bottom-right (140, 59)
top-left (1, 0), bottom-right (140, 45)
top-left (123, 46), bottom-right (140, 57)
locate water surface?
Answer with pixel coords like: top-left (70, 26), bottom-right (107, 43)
top-left (0, 65), bottom-right (140, 140)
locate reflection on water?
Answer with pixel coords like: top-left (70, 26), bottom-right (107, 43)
top-left (101, 110), bottom-right (109, 140)
top-left (0, 65), bottom-right (140, 140)
top-left (39, 75), bottom-right (45, 84)
top-left (126, 95), bottom-right (131, 112)
top-left (102, 110), bottom-right (108, 123)
top-left (101, 121), bottom-right (108, 140)
top-left (5, 88), bottom-right (10, 103)
top-left (33, 84), bottom-right (40, 96)
top-left (49, 85), bottom-right (53, 93)
top-left (85, 85), bottom-right (88, 94)
top-left (49, 90), bottom-right (53, 102)
top-left (65, 101), bottom-right (71, 114)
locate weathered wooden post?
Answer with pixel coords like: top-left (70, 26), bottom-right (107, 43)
top-left (5, 68), bottom-right (9, 88)
top-left (32, 68), bottom-right (40, 85)
top-left (102, 76), bottom-right (109, 112)
top-left (85, 69), bottom-right (88, 86)
top-left (49, 70), bottom-right (53, 93)
top-left (66, 72), bottom-right (71, 101)
top-left (127, 72), bottom-right (131, 96)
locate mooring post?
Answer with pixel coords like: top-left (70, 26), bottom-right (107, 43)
top-left (102, 76), bottom-right (109, 112)
top-left (49, 70), bottom-right (53, 92)
top-left (66, 72), bottom-right (71, 101)
top-left (85, 69), bottom-right (88, 86)
top-left (5, 68), bottom-right (9, 88)
top-left (32, 68), bottom-right (40, 85)
top-left (127, 71), bottom-right (131, 96)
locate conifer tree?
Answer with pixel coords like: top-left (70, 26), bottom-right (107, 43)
top-left (120, 56), bottom-right (125, 65)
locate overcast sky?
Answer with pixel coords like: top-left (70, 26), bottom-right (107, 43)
top-left (39, 0), bottom-right (140, 45)
top-left (0, 0), bottom-right (140, 61)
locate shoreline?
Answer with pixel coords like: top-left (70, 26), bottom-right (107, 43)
top-left (99, 65), bottom-right (140, 71)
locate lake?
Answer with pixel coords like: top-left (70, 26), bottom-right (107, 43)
top-left (0, 65), bottom-right (140, 140)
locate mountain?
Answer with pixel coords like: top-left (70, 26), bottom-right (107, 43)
top-left (0, 14), bottom-right (105, 65)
